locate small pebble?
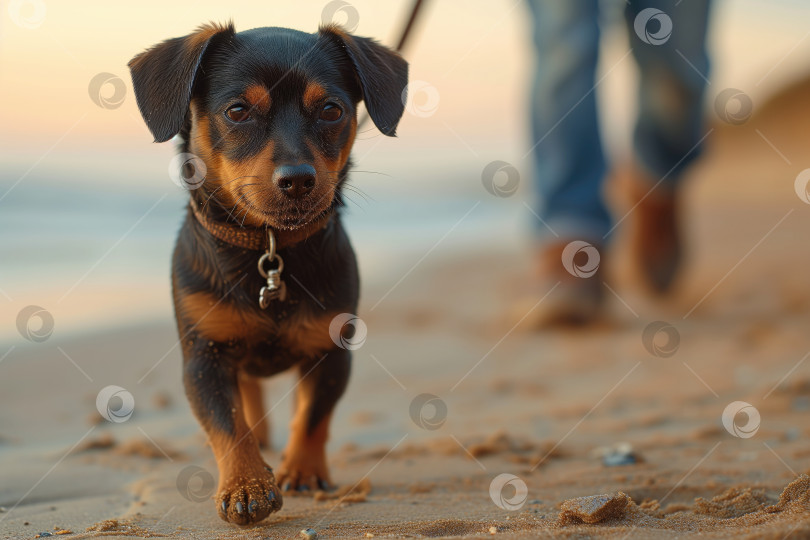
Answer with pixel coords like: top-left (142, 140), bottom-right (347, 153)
top-left (602, 452), bottom-right (637, 466)
top-left (300, 528), bottom-right (318, 539)
top-left (0, 507), bottom-right (6, 513)
top-left (596, 442), bottom-right (639, 467)
top-left (489, 526), bottom-right (498, 534)
top-left (559, 492), bottom-right (629, 524)
top-left (364, 534), bottom-right (375, 538)
top-left (792, 396), bottom-right (810, 412)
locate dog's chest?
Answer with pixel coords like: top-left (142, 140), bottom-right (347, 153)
top-left (180, 288), bottom-right (336, 349)
top-left (234, 309), bottom-right (339, 376)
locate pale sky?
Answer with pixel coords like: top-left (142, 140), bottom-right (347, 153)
top-left (1, 0), bottom-right (810, 195)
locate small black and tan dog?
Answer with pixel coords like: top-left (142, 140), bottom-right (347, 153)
top-left (128, 22), bottom-right (407, 525)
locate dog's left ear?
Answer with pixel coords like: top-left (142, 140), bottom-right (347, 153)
top-left (320, 25), bottom-right (408, 136)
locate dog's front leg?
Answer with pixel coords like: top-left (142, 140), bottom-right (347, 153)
top-left (182, 339), bottom-right (282, 525)
top-left (278, 346), bottom-right (351, 492)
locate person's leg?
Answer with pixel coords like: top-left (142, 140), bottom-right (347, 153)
top-left (529, 0), bottom-right (610, 327)
top-left (626, 0), bottom-right (711, 183)
top-left (623, 0), bottom-right (711, 292)
top-left (527, 0), bottom-right (609, 242)
top-left (526, 0), bottom-right (607, 325)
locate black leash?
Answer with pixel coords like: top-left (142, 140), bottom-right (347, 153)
top-left (357, 0), bottom-right (428, 130)
top-left (394, 0), bottom-right (427, 51)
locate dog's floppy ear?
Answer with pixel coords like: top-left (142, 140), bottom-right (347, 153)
top-left (128, 22), bottom-right (235, 143)
top-left (319, 25), bottom-right (408, 137)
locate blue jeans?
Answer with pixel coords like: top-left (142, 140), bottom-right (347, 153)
top-left (527, 0), bottom-right (711, 242)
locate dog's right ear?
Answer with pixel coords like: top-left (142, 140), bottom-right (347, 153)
top-left (128, 22), bottom-right (234, 143)
top-left (319, 25), bottom-right (408, 137)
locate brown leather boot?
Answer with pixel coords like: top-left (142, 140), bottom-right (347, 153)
top-left (626, 169), bottom-right (682, 294)
top-left (530, 240), bottom-right (604, 327)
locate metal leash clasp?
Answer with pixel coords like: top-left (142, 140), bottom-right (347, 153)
top-left (258, 229), bottom-right (286, 308)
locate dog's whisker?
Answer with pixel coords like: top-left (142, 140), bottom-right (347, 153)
top-left (227, 185), bottom-right (275, 227)
top-left (226, 193), bottom-right (253, 223)
top-left (204, 175), bottom-right (260, 197)
top-left (343, 186), bottom-right (371, 204)
top-left (340, 192), bottom-right (365, 210)
top-left (324, 169), bottom-right (391, 179)
top-left (202, 175), bottom-right (261, 211)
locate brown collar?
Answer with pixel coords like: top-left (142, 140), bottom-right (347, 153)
top-left (189, 201), bottom-right (333, 251)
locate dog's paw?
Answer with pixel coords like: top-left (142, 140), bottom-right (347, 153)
top-left (216, 465), bottom-right (282, 525)
top-left (277, 456), bottom-right (332, 494)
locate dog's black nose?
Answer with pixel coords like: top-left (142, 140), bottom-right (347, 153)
top-left (274, 164), bottom-right (316, 199)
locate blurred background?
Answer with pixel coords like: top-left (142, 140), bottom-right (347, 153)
top-left (3, 1), bottom-right (810, 537)
top-left (2, 0), bottom-right (810, 339)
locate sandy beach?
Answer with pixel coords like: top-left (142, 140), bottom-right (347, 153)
top-left (2, 72), bottom-right (810, 539)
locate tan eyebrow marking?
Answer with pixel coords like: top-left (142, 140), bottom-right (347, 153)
top-left (302, 82), bottom-right (327, 108)
top-left (244, 84), bottom-right (271, 113)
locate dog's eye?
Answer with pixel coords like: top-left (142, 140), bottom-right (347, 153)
top-left (225, 105), bottom-right (251, 123)
top-left (319, 103), bottom-right (343, 122)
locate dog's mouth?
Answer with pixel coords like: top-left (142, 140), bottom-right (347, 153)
top-left (242, 197), bottom-right (336, 231)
